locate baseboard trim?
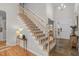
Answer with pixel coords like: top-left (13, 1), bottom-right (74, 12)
top-left (0, 40), bottom-right (6, 41)
top-left (26, 48), bottom-right (41, 56)
top-left (6, 42), bottom-right (17, 47)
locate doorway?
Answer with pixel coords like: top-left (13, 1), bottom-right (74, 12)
top-left (0, 10), bottom-right (6, 48)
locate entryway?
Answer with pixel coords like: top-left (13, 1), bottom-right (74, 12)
top-left (0, 10), bottom-right (6, 48)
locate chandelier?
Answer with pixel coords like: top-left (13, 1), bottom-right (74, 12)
top-left (58, 3), bottom-right (66, 10)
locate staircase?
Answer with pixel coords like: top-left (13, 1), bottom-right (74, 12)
top-left (19, 13), bottom-right (48, 50)
top-left (18, 5), bottom-right (56, 55)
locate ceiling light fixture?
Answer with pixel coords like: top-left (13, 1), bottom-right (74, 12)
top-left (58, 3), bottom-right (66, 10)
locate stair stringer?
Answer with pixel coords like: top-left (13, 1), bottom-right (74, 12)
top-left (16, 16), bottom-right (48, 56)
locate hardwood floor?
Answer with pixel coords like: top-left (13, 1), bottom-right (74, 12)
top-left (50, 39), bottom-right (79, 56)
top-left (0, 45), bottom-right (34, 56)
top-left (0, 39), bottom-right (79, 56)
top-left (0, 41), bottom-right (6, 47)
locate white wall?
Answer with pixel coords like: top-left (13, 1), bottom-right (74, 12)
top-left (46, 3), bottom-right (54, 20)
top-left (24, 3), bottom-right (47, 23)
top-left (0, 3), bottom-right (18, 46)
top-left (54, 3), bottom-right (75, 39)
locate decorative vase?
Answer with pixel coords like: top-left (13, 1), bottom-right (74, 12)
top-left (70, 25), bottom-right (77, 48)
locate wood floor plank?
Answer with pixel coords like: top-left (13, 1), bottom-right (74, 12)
top-left (0, 41), bottom-right (6, 47)
top-left (0, 45), bottom-right (34, 56)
